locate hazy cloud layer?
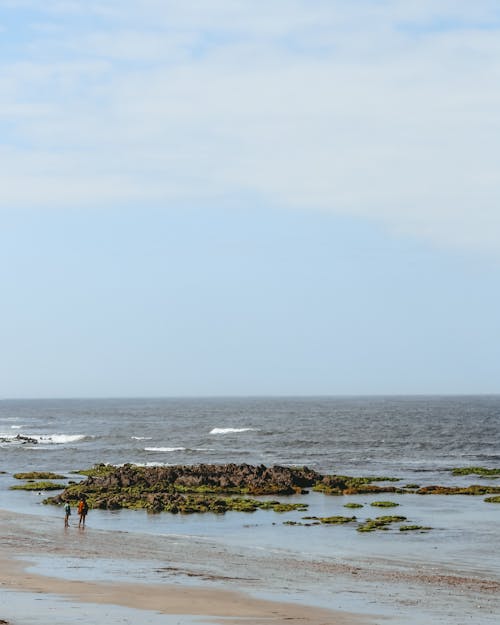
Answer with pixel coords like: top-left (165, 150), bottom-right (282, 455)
top-left (1, 1), bottom-right (499, 253)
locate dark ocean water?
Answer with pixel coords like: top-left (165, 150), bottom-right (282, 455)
top-left (1, 395), bottom-right (499, 478)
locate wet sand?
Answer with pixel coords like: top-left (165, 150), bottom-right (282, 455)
top-left (0, 508), bottom-right (370, 625)
top-left (1, 507), bottom-right (499, 624)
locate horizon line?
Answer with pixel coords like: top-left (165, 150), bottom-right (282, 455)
top-left (2, 393), bottom-right (500, 401)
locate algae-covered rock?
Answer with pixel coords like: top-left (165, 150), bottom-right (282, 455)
top-left (41, 462), bottom-right (499, 518)
top-left (370, 501), bottom-right (399, 508)
top-left (10, 481), bottom-right (66, 491)
top-left (399, 525), bottom-right (432, 532)
top-left (451, 467), bottom-right (500, 477)
top-left (301, 515), bottom-right (356, 524)
top-left (417, 485), bottom-right (500, 495)
top-left (484, 496), bottom-right (500, 503)
top-left (313, 475), bottom-right (401, 496)
top-left (44, 463), bottom-right (318, 514)
top-left (318, 515), bottom-right (357, 524)
top-left (357, 515), bottom-right (407, 532)
top-left (13, 472), bottom-right (66, 480)
top-left (344, 502), bottom-right (363, 509)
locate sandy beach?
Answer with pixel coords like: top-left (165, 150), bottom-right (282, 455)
top-left (1, 505), bottom-right (499, 625)
top-left (0, 508), bottom-right (372, 625)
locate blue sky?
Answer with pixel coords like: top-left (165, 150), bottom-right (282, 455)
top-left (1, 1), bottom-right (499, 397)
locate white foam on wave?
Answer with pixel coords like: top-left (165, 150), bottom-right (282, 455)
top-left (209, 427), bottom-right (257, 435)
top-left (136, 461), bottom-right (172, 467)
top-left (144, 446), bottom-right (186, 452)
top-left (10, 425), bottom-right (23, 429)
top-left (131, 436), bottom-right (152, 441)
top-left (35, 434), bottom-right (87, 444)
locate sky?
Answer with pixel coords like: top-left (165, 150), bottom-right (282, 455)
top-left (1, 0), bottom-right (499, 398)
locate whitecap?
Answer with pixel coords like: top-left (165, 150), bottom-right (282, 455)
top-left (209, 427), bottom-right (257, 435)
top-left (144, 447), bottom-right (186, 452)
top-left (34, 434), bottom-right (87, 444)
top-left (136, 461), bottom-right (172, 467)
top-left (10, 425), bottom-right (23, 429)
top-left (131, 436), bottom-right (153, 441)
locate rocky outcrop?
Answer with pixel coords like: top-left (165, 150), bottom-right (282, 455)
top-left (0, 434), bottom-right (38, 444)
top-left (44, 463), bottom-right (408, 514)
top-left (80, 462), bottom-right (318, 494)
top-left (45, 463), bottom-right (321, 513)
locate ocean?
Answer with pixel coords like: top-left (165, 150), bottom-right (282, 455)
top-left (1, 395), bottom-right (499, 476)
top-left (1, 395), bottom-right (499, 624)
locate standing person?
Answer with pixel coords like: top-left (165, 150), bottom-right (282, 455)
top-left (77, 496), bottom-right (89, 528)
top-left (64, 501), bottom-right (71, 527)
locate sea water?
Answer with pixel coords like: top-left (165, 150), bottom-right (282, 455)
top-left (1, 396), bottom-right (499, 624)
top-left (1, 395), bottom-right (499, 477)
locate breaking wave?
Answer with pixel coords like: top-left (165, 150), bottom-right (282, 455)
top-left (144, 446), bottom-right (186, 452)
top-left (209, 427), bottom-right (257, 435)
top-left (35, 434), bottom-right (88, 444)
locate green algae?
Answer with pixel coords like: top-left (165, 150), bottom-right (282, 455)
top-left (484, 496), bottom-right (500, 503)
top-left (357, 515), bottom-right (407, 532)
top-left (343, 502), bottom-right (363, 509)
top-left (451, 467), bottom-right (500, 477)
top-left (318, 515), bottom-right (357, 524)
top-left (44, 486), bottom-right (309, 514)
top-left (399, 525), bottom-right (432, 532)
top-left (302, 515), bottom-right (356, 524)
top-left (10, 481), bottom-right (66, 491)
top-left (73, 464), bottom-right (117, 477)
top-left (313, 475), bottom-right (401, 496)
top-left (417, 485), bottom-right (500, 495)
top-left (370, 501), bottom-right (399, 508)
top-left (260, 501), bottom-right (308, 512)
top-left (13, 472), bottom-right (66, 480)
top-left (404, 484), bottom-right (420, 489)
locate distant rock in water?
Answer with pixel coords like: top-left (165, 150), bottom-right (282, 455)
top-left (0, 434), bottom-right (38, 445)
top-left (15, 434), bottom-right (38, 444)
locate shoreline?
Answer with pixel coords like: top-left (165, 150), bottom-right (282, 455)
top-left (0, 508), bottom-right (371, 625)
top-left (0, 559), bottom-right (356, 625)
top-left (1, 503), bottom-right (500, 625)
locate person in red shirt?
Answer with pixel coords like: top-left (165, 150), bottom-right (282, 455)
top-left (77, 496), bottom-right (89, 528)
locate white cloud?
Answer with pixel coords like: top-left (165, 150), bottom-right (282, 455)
top-left (1, 1), bottom-right (500, 254)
